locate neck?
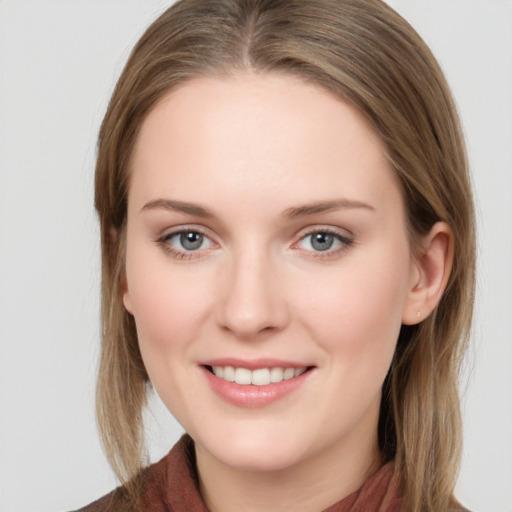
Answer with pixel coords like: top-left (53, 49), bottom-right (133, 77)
top-left (195, 427), bottom-right (382, 512)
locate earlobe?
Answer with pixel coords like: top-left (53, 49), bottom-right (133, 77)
top-left (402, 222), bottom-right (454, 325)
top-left (123, 290), bottom-right (134, 315)
top-left (111, 227), bottom-right (133, 314)
top-left (121, 270), bottom-right (134, 314)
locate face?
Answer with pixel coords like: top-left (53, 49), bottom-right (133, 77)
top-left (123, 73), bottom-right (418, 475)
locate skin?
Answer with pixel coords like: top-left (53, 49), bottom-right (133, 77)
top-left (122, 72), bottom-right (452, 512)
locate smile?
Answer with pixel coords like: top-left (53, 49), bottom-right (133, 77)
top-left (209, 366), bottom-right (308, 386)
top-left (202, 363), bottom-right (314, 408)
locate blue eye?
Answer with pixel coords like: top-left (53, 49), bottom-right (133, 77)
top-left (297, 230), bottom-right (352, 254)
top-left (161, 229), bottom-right (214, 256)
top-left (178, 231), bottom-right (205, 251)
top-left (310, 232), bottom-right (336, 251)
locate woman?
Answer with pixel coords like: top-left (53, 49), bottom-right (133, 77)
top-left (79, 0), bottom-right (475, 510)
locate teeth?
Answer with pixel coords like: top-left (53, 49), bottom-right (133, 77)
top-left (283, 368), bottom-right (295, 380)
top-left (211, 365), bottom-right (308, 385)
top-left (252, 368), bottom-right (270, 386)
top-left (270, 367), bottom-right (283, 383)
top-left (223, 366), bottom-right (235, 382)
top-left (234, 368), bottom-right (252, 385)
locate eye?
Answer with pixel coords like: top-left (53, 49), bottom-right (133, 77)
top-left (307, 232), bottom-right (337, 252)
top-left (174, 231), bottom-right (208, 251)
top-left (295, 230), bottom-right (352, 255)
top-left (158, 229), bottom-right (215, 259)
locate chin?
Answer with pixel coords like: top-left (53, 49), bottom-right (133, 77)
top-left (206, 440), bottom-right (305, 473)
top-left (191, 419), bottom-right (327, 473)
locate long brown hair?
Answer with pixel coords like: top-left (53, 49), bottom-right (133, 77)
top-left (94, 1), bottom-right (475, 510)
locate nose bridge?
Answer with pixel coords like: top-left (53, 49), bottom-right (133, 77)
top-left (217, 241), bottom-right (289, 338)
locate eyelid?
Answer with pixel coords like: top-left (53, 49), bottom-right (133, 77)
top-left (291, 226), bottom-right (354, 258)
top-left (292, 224), bottom-right (353, 242)
top-left (156, 225), bottom-right (219, 260)
top-left (154, 223), bottom-right (353, 261)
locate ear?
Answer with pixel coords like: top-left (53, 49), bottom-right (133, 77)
top-left (121, 271), bottom-right (134, 315)
top-left (402, 222), bottom-right (454, 325)
top-left (111, 226), bottom-right (134, 315)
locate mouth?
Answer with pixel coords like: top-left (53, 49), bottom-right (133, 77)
top-left (200, 361), bottom-right (315, 407)
top-left (204, 365), bottom-right (313, 386)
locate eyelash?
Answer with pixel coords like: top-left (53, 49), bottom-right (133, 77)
top-left (156, 227), bottom-right (353, 261)
top-left (293, 228), bottom-right (353, 260)
top-left (156, 228), bottom-right (216, 261)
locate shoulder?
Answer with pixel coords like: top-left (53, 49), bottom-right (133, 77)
top-left (70, 488), bottom-right (127, 512)
top-left (70, 459), bottom-right (169, 512)
top-left (71, 435), bottom-right (200, 512)
top-left (70, 444), bottom-right (177, 512)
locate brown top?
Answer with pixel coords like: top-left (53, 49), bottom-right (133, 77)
top-left (74, 435), bottom-right (404, 512)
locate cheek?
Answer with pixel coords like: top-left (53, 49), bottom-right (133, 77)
top-left (124, 246), bottom-right (213, 362)
top-left (296, 247), bottom-right (410, 364)
top-left (125, 260), bottom-right (215, 419)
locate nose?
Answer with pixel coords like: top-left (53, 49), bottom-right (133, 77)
top-left (216, 247), bottom-right (290, 340)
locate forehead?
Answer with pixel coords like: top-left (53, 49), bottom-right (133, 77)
top-left (129, 72), bottom-right (402, 215)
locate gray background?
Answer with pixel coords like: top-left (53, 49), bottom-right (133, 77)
top-left (0, 1), bottom-right (511, 511)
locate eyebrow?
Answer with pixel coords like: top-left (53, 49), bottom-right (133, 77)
top-left (283, 199), bottom-right (375, 218)
top-left (141, 197), bottom-right (375, 218)
top-left (141, 198), bottom-right (214, 217)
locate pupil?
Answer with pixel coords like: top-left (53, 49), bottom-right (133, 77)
top-left (311, 233), bottom-right (333, 251)
top-left (180, 232), bottom-right (203, 250)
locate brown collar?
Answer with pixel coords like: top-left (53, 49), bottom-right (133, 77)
top-left (160, 435), bottom-right (402, 512)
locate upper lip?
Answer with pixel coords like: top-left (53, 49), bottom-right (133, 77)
top-left (199, 358), bottom-right (312, 370)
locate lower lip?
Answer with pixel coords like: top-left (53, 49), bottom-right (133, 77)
top-left (201, 367), bottom-right (312, 408)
